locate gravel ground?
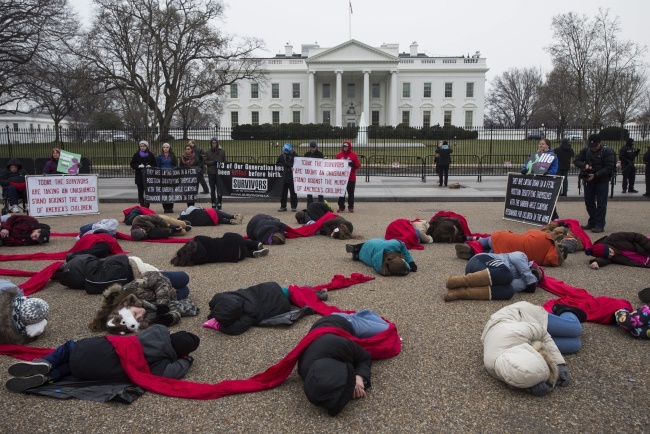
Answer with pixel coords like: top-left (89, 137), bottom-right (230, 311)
top-left (1, 201), bottom-right (649, 433)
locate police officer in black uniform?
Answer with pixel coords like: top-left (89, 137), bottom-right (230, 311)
top-left (619, 138), bottom-right (640, 193)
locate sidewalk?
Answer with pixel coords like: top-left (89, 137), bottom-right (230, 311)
top-left (98, 175), bottom-right (648, 203)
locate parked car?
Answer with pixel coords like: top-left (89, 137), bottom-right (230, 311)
top-left (112, 131), bottom-right (128, 141)
top-left (563, 130), bottom-right (583, 140)
top-left (526, 130), bottom-right (545, 140)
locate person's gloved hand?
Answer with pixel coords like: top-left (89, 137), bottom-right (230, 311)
top-left (348, 161), bottom-right (355, 167)
top-left (170, 225), bottom-right (181, 233)
top-left (156, 304), bottom-right (170, 315)
top-left (523, 282), bottom-right (537, 293)
top-left (138, 164), bottom-right (145, 169)
top-left (521, 167), bottom-right (527, 175)
top-left (154, 313), bottom-right (174, 326)
top-left (526, 381), bottom-right (551, 396)
top-left (556, 364), bottom-right (571, 386)
top-left (409, 262), bottom-right (417, 272)
top-left (183, 355), bottom-right (194, 364)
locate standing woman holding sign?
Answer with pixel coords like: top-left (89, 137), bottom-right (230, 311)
top-left (180, 144), bottom-right (200, 207)
top-left (521, 139), bottom-right (559, 220)
top-left (42, 148), bottom-right (61, 175)
top-left (157, 143), bottom-right (178, 213)
top-left (130, 141), bottom-right (157, 208)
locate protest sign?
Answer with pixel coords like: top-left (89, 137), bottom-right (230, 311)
top-left (56, 150), bottom-right (82, 174)
top-left (143, 167), bottom-right (198, 203)
top-left (215, 162), bottom-right (284, 198)
top-left (292, 158), bottom-right (351, 197)
top-left (26, 174), bottom-right (99, 217)
top-left (522, 151), bottom-right (556, 175)
top-left (503, 173), bottom-right (563, 225)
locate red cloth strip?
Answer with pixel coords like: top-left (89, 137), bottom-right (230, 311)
top-left (286, 211), bottom-right (339, 238)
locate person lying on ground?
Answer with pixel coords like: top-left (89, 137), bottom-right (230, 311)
top-left (0, 279), bottom-right (49, 344)
top-left (584, 232), bottom-right (650, 269)
top-left (0, 215), bottom-right (50, 246)
top-left (246, 214), bottom-right (287, 245)
top-left (170, 233), bottom-right (269, 266)
top-left (130, 214), bottom-right (191, 240)
top-left (345, 238), bottom-right (416, 276)
top-left (178, 205), bottom-right (243, 226)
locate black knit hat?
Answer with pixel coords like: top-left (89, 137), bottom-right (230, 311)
top-left (169, 331), bottom-right (200, 358)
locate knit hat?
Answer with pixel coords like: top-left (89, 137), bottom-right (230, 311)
top-left (282, 143), bottom-right (292, 153)
top-left (15, 297), bottom-right (50, 325)
top-left (169, 331), bottom-right (200, 358)
top-left (309, 140), bottom-right (318, 148)
top-left (139, 140), bottom-right (149, 148)
top-left (131, 228), bottom-right (147, 241)
top-left (36, 225), bottom-right (50, 244)
top-left (585, 243), bottom-right (610, 259)
top-left (625, 138), bottom-right (634, 146)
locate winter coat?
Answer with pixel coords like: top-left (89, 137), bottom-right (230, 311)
top-left (297, 202), bottom-right (331, 223)
top-left (180, 208), bottom-right (216, 226)
top-left (481, 301), bottom-right (565, 389)
top-left (0, 215), bottom-right (48, 247)
top-left (69, 324), bottom-right (191, 381)
top-left (42, 159), bottom-right (60, 175)
top-left (436, 145), bottom-right (453, 166)
top-left (304, 149), bottom-right (324, 159)
top-left (553, 142), bottom-right (575, 171)
top-left (336, 144), bottom-right (361, 181)
top-left (204, 141), bottom-right (227, 175)
top-left (277, 151), bottom-right (298, 184)
top-left (156, 153), bottom-right (177, 169)
top-left (123, 272), bottom-right (184, 327)
top-left (246, 214), bottom-right (287, 244)
top-left (132, 214), bottom-right (188, 238)
top-left (466, 252), bottom-right (537, 292)
top-left (207, 281), bottom-right (291, 335)
top-left (129, 151), bottom-right (157, 186)
top-left (589, 232), bottom-right (650, 268)
top-left (491, 230), bottom-right (561, 267)
top-left (0, 158), bottom-right (28, 187)
top-left (574, 145), bottom-right (616, 184)
top-left (619, 143), bottom-right (639, 168)
top-left (358, 238), bottom-right (415, 274)
top-left (298, 315), bottom-right (372, 416)
top-left (191, 233), bottom-right (249, 264)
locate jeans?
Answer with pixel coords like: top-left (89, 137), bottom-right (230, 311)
top-left (583, 180), bottom-right (609, 228)
top-left (42, 340), bottom-right (76, 381)
top-left (207, 173), bottom-right (223, 206)
top-left (3, 185), bottom-right (26, 206)
top-left (547, 312), bottom-right (582, 354)
top-left (160, 271), bottom-right (190, 300)
top-left (478, 237), bottom-right (493, 252)
top-left (466, 253), bottom-right (514, 300)
top-left (338, 181), bottom-right (356, 210)
top-left (332, 310), bottom-right (389, 338)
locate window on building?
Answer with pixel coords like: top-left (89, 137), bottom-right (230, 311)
top-left (272, 111), bottom-right (280, 126)
top-left (323, 83), bottom-right (331, 99)
top-left (371, 83), bottom-right (380, 98)
top-left (444, 110), bottom-right (452, 126)
top-left (423, 111), bottom-right (431, 128)
top-left (271, 83), bottom-right (279, 98)
top-left (292, 83), bottom-right (300, 98)
top-left (251, 83), bottom-right (259, 99)
top-left (445, 82), bottom-right (453, 98)
top-left (251, 111), bottom-right (259, 125)
top-left (466, 82), bottom-right (474, 98)
top-left (465, 111), bottom-right (473, 128)
top-left (230, 84), bottom-right (238, 99)
top-left (231, 111), bottom-right (239, 127)
top-left (292, 111), bottom-right (300, 123)
top-left (37, 124), bottom-right (41, 130)
top-left (12, 123), bottom-right (18, 131)
top-left (402, 111), bottom-right (410, 125)
top-left (323, 110), bottom-right (331, 125)
top-left (347, 83), bottom-right (355, 99)
top-left (29, 124), bottom-right (34, 131)
top-left (371, 110), bottom-right (380, 126)
top-left (424, 83), bottom-right (431, 98)
top-left (402, 83), bottom-right (410, 98)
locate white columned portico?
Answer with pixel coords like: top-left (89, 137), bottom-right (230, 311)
top-left (335, 70), bottom-right (343, 127)
top-left (363, 70), bottom-right (370, 121)
top-left (308, 71), bottom-right (315, 123)
top-left (390, 70), bottom-right (398, 126)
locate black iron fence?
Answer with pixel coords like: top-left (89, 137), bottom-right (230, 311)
top-left (1, 125), bottom-right (647, 179)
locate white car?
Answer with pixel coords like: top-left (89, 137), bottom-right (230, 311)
top-left (563, 130), bottom-right (583, 140)
top-left (112, 131), bottom-right (128, 141)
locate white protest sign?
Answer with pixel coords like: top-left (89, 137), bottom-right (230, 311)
top-left (26, 174), bottom-right (100, 217)
top-left (292, 157), bottom-right (351, 197)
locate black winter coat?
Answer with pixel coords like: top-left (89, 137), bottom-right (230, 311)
top-left (277, 151), bottom-right (297, 184)
top-left (573, 145), bottom-right (616, 184)
top-left (0, 158), bottom-right (28, 186)
top-left (298, 202), bottom-right (331, 223)
top-left (304, 149), bottom-right (324, 159)
top-left (181, 209), bottom-right (215, 226)
top-left (246, 214), bottom-right (287, 244)
top-left (436, 146), bottom-right (453, 166)
top-left (56, 254), bottom-right (133, 294)
top-left (207, 281), bottom-right (291, 335)
top-left (590, 232), bottom-right (650, 268)
top-left (69, 324), bottom-right (191, 380)
top-left (192, 233), bottom-right (247, 264)
top-left (129, 152), bottom-right (157, 185)
top-left (553, 142), bottom-right (575, 171)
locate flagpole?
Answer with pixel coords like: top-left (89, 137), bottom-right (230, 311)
top-left (348, 1), bottom-right (352, 40)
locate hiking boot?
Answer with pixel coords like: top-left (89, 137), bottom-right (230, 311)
top-left (211, 203), bottom-right (217, 209)
top-left (455, 244), bottom-right (473, 259)
top-left (253, 248), bottom-right (269, 258)
top-left (8, 360), bottom-right (50, 377)
top-left (6, 375), bottom-right (48, 393)
top-left (591, 227), bottom-right (604, 233)
top-left (217, 203), bottom-right (222, 210)
top-left (580, 224), bottom-right (593, 230)
top-left (552, 304), bottom-right (587, 323)
top-left (628, 188), bottom-right (638, 193)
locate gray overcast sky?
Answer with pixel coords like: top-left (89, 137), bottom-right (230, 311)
top-left (68, 0), bottom-right (649, 87)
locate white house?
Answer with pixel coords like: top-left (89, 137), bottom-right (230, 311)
top-left (220, 39), bottom-right (488, 129)
top-left (0, 113), bottom-right (71, 144)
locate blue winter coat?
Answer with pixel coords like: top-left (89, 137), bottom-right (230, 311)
top-left (358, 238), bottom-right (414, 274)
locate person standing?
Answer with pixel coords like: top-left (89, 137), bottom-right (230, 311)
top-left (129, 141), bottom-right (157, 208)
top-left (619, 138), bottom-right (640, 193)
top-left (553, 138), bottom-right (574, 196)
top-left (188, 140), bottom-right (209, 194)
top-left (304, 140), bottom-right (324, 204)
top-left (156, 143), bottom-right (178, 213)
top-left (204, 137), bottom-right (227, 209)
top-left (277, 143), bottom-right (298, 212)
top-left (522, 139), bottom-right (559, 220)
top-left (573, 134), bottom-right (616, 234)
top-left (643, 144), bottom-right (650, 198)
top-left (180, 144), bottom-right (201, 207)
top-left (336, 141), bottom-right (361, 213)
top-left (436, 141), bottom-right (453, 187)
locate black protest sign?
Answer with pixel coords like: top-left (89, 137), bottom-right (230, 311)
top-left (143, 167), bottom-right (199, 203)
top-left (522, 151), bottom-right (555, 175)
top-left (215, 162), bottom-right (284, 198)
top-left (503, 173), bottom-right (563, 225)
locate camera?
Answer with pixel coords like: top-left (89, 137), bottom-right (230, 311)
top-left (578, 169), bottom-right (594, 180)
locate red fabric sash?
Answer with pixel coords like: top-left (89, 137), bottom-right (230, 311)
top-left (0, 233), bottom-right (126, 262)
top-left (551, 219), bottom-right (592, 250)
top-left (121, 205), bottom-right (156, 222)
top-left (385, 218), bottom-right (423, 250)
top-left (0, 262), bottom-right (63, 295)
top-left (430, 211), bottom-right (490, 238)
top-left (540, 275), bottom-right (632, 324)
top-left (115, 232), bottom-right (193, 243)
top-left (205, 208), bottom-right (219, 225)
top-left (286, 212), bottom-right (339, 238)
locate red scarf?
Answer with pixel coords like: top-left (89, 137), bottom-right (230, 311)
top-left (286, 212), bottom-right (339, 238)
top-left (0, 233), bottom-right (126, 262)
top-left (385, 218), bottom-right (423, 250)
top-left (115, 232), bottom-right (193, 243)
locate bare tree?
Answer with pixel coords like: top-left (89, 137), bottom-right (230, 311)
top-left (0, 0), bottom-right (78, 112)
top-left (607, 69), bottom-right (647, 129)
top-left (73, 0), bottom-right (266, 136)
top-left (485, 67), bottom-right (542, 128)
top-left (535, 65), bottom-right (579, 134)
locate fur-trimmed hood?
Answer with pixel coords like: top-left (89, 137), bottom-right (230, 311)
top-left (89, 284), bottom-right (145, 335)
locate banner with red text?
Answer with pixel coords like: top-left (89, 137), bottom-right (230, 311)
top-left (292, 158), bottom-right (351, 197)
top-left (26, 174), bottom-right (99, 217)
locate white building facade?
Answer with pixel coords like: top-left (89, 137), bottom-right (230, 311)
top-left (221, 40), bottom-right (488, 129)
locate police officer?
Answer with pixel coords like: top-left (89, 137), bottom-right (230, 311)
top-left (573, 134), bottom-right (616, 233)
top-left (619, 138), bottom-right (640, 193)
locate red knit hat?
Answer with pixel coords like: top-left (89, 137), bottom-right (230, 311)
top-left (585, 243), bottom-right (610, 259)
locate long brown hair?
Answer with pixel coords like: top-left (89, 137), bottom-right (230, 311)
top-left (380, 252), bottom-right (409, 276)
top-left (170, 241), bottom-right (197, 266)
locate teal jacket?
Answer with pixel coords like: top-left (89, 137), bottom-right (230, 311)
top-left (358, 238), bottom-right (414, 273)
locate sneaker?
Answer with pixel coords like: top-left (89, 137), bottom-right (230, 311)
top-left (8, 360), bottom-right (50, 377)
top-left (580, 224), bottom-right (594, 230)
top-left (643, 193), bottom-right (650, 197)
top-left (638, 287), bottom-right (650, 303)
top-left (184, 224), bottom-right (191, 232)
top-left (345, 244), bottom-right (356, 254)
top-left (337, 208), bottom-right (345, 213)
top-left (11, 206), bottom-right (19, 214)
top-left (253, 248), bottom-right (269, 258)
top-left (348, 207), bottom-right (354, 213)
top-left (257, 242), bottom-right (263, 250)
top-left (315, 289), bottom-right (328, 301)
top-left (211, 203), bottom-right (217, 209)
top-left (229, 219), bottom-right (240, 225)
top-left (591, 227), bottom-right (604, 233)
top-left (291, 208), bottom-right (297, 212)
top-left (454, 244), bottom-right (473, 259)
top-left (530, 265), bottom-right (544, 283)
top-left (552, 303), bottom-right (587, 323)
top-left (5, 375), bottom-right (48, 392)
top-left (628, 189), bottom-right (638, 193)
top-left (217, 203), bottom-right (222, 210)
top-left (278, 207), bottom-right (287, 212)
top-left (621, 190), bottom-right (627, 194)
top-left (234, 214), bottom-right (244, 224)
